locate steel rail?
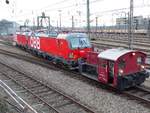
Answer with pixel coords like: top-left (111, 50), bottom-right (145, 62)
top-left (91, 42), bottom-right (150, 58)
top-left (0, 80), bottom-right (38, 113)
top-left (123, 86), bottom-right (150, 107)
top-left (0, 61), bottom-right (95, 113)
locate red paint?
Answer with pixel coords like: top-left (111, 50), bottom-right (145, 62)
top-left (85, 50), bottom-right (147, 88)
top-left (86, 51), bottom-right (99, 65)
top-left (16, 33), bottom-right (92, 63)
top-left (98, 59), bottom-right (108, 83)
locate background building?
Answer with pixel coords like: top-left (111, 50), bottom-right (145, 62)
top-left (0, 19), bottom-right (19, 36)
top-left (116, 16), bottom-right (150, 30)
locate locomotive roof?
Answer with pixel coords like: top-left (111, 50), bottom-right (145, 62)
top-left (16, 31), bottom-right (32, 36)
top-left (98, 48), bottom-right (136, 61)
top-left (57, 33), bottom-right (87, 39)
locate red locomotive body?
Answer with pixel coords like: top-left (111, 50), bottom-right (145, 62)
top-left (16, 31), bottom-right (92, 68)
top-left (80, 48), bottom-right (149, 90)
top-left (16, 31), bottom-right (31, 48)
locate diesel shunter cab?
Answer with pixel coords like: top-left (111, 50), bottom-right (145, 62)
top-left (80, 48), bottom-right (149, 90)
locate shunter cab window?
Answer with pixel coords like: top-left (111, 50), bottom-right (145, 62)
top-left (118, 59), bottom-right (126, 69)
top-left (109, 61), bottom-right (114, 76)
top-left (137, 56), bottom-right (144, 65)
top-left (101, 63), bottom-right (107, 68)
top-left (100, 59), bottom-right (107, 68)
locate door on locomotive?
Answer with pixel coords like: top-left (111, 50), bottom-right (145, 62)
top-left (108, 61), bottom-right (115, 83)
top-left (98, 59), bottom-right (108, 83)
top-left (98, 59), bottom-right (115, 84)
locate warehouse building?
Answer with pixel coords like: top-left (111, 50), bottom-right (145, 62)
top-left (0, 19), bottom-right (19, 36)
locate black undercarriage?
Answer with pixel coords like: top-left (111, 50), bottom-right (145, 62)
top-left (117, 71), bottom-right (149, 90)
top-left (80, 63), bottom-right (149, 91)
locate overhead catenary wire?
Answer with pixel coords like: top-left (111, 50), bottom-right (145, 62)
top-left (10, 0), bottom-right (150, 27)
top-left (38, 0), bottom-right (71, 10)
top-left (14, 2), bottom-right (150, 19)
top-left (13, 0), bottom-right (103, 18)
top-left (92, 3), bottom-right (150, 16)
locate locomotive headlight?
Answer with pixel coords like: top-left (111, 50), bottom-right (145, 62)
top-left (119, 69), bottom-right (124, 75)
top-left (132, 52), bottom-right (135, 56)
top-left (69, 53), bottom-right (74, 59)
top-left (141, 65), bottom-right (145, 70)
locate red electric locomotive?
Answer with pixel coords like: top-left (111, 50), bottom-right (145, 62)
top-left (15, 25), bottom-right (32, 48)
top-left (79, 48), bottom-right (149, 90)
top-left (15, 31), bottom-right (92, 68)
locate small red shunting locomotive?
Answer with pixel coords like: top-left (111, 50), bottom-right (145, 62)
top-left (80, 48), bottom-right (149, 90)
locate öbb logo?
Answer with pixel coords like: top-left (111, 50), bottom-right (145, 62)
top-left (30, 36), bottom-right (40, 49)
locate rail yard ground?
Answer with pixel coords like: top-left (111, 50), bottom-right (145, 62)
top-left (0, 37), bottom-right (150, 113)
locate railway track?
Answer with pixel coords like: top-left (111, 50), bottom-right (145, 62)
top-left (91, 41), bottom-right (150, 58)
top-left (0, 61), bottom-right (95, 113)
top-left (95, 38), bottom-right (150, 47)
top-left (0, 48), bottom-right (59, 71)
top-left (0, 48), bottom-right (150, 108)
top-left (92, 39), bottom-right (150, 50)
top-left (92, 34), bottom-right (150, 43)
top-left (124, 86), bottom-right (150, 107)
top-left (0, 80), bottom-right (38, 113)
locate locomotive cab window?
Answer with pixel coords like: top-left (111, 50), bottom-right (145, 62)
top-left (101, 63), bottom-right (107, 68)
top-left (100, 59), bottom-right (107, 68)
top-left (118, 59), bottom-right (126, 69)
top-left (137, 56), bottom-right (144, 64)
top-left (68, 34), bottom-right (91, 49)
top-left (109, 61), bottom-right (114, 76)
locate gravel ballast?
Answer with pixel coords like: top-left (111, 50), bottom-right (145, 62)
top-left (0, 44), bottom-right (32, 57)
top-left (0, 54), bottom-right (150, 113)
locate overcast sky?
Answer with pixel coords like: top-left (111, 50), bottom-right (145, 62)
top-left (0, 0), bottom-right (150, 26)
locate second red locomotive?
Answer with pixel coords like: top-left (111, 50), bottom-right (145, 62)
top-left (79, 48), bottom-right (149, 90)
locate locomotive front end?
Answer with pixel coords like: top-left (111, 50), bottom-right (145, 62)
top-left (116, 50), bottom-right (149, 90)
top-left (66, 33), bottom-right (92, 68)
top-left (97, 48), bottom-right (149, 91)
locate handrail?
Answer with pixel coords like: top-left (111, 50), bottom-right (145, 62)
top-left (0, 80), bottom-right (38, 113)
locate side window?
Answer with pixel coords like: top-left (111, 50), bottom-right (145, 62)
top-left (109, 61), bottom-right (114, 70)
top-left (137, 56), bottom-right (144, 64)
top-left (101, 63), bottom-right (107, 68)
top-left (118, 59), bottom-right (126, 69)
top-left (109, 61), bottom-right (114, 76)
top-left (100, 59), bottom-right (107, 68)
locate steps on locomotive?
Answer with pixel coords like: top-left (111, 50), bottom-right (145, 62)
top-left (79, 63), bottom-right (99, 81)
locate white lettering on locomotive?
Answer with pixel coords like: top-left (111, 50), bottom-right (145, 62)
top-left (36, 37), bottom-right (40, 49)
top-left (30, 36), bottom-right (34, 48)
top-left (30, 36), bottom-right (40, 49)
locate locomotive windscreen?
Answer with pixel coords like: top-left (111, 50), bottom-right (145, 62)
top-left (68, 34), bottom-right (91, 49)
